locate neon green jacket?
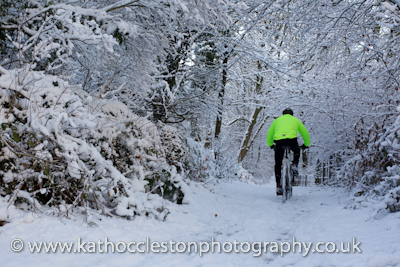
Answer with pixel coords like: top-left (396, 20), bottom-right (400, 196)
top-left (266, 114), bottom-right (310, 147)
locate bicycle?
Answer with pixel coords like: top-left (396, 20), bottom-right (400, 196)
top-left (281, 145), bottom-right (293, 203)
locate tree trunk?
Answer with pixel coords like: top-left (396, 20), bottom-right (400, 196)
top-left (214, 54), bottom-right (228, 139)
top-left (237, 61), bottom-right (267, 163)
top-left (238, 106), bottom-right (264, 162)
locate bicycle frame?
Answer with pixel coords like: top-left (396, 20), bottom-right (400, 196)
top-left (281, 145), bottom-right (293, 203)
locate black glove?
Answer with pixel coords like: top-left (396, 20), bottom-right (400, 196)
top-left (300, 144), bottom-right (308, 150)
top-left (270, 144), bottom-right (275, 150)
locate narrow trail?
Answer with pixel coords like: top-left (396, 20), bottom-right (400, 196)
top-left (163, 180), bottom-right (400, 266)
top-left (1, 180), bottom-right (400, 267)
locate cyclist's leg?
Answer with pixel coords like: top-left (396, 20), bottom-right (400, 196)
top-left (289, 138), bottom-right (300, 165)
top-left (274, 140), bottom-right (285, 195)
top-left (288, 138), bottom-right (300, 185)
top-left (274, 141), bottom-right (284, 186)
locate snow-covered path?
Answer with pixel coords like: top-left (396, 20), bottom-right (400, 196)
top-left (1, 180), bottom-right (400, 267)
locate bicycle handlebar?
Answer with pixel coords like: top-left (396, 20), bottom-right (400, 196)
top-left (300, 144), bottom-right (308, 150)
top-left (270, 144), bottom-right (309, 150)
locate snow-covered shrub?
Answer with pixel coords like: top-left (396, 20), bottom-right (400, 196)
top-left (234, 166), bottom-right (256, 184)
top-left (0, 67), bottom-right (188, 220)
top-left (0, 67), bottom-right (102, 216)
top-left (337, 2), bottom-right (400, 214)
top-left (185, 138), bottom-right (216, 182)
top-left (0, 0), bottom-right (193, 221)
top-left (213, 135), bottom-right (241, 180)
top-left (99, 101), bottom-right (187, 207)
top-left (341, 105), bottom-right (400, 213)
top-left (159, 125), bottom-right (188, 171)
top-left (183, 135), bottom-right (241, 182)
top-left (385, 186), bottom-right (400, 213)
top-left (377, 106), bottom-right (400, 212)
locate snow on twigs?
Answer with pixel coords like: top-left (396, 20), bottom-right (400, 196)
top-left (0, 67), bottom-right (189, 221)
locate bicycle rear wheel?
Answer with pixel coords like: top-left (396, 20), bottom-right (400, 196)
top-left (287, 163), bottom-right (293, 200)
top-left (282, 163), bottom-right (288, 203)
top-left (282, 161), bottom-right (293, 202)
top-left (287, 166), bottom-right (292, 199)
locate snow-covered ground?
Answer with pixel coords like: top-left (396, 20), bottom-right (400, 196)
top-left (1, 179), bottom-right (400, 267)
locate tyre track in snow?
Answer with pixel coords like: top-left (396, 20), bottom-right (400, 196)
top-left (1, 180), bottom-right (400, 267)
top-left (165, 181), bottom-right (334, 265)
top-left (170, 180), bottom-right (400, 266)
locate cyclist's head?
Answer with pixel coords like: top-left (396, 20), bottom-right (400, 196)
top-left (282, 108), bottom-right (293, 115)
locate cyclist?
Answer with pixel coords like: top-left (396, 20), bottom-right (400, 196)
top-left (266, 108), bottom-right (310, 195)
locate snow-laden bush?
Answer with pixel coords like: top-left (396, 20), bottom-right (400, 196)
top-left (184, 135), bottom-right (244, 183)
top-left (385, 186), bottom-right (400, 213)
top-left (341, 106), bottom-right (400, 214)
top-left (99, 101), bottom-right (187, 207)
top-left (234, 166), bottom-right (256, 184)
top-left (337, 2), bottom-right (400, 215)
top-left (159, 125), bottom-right (188, 172)
top-left (378, 106), bottom-right (400, 212)
top-left (185, 138), bottom-right (216, 182)
top-left (0, 67), bottom-right (188, 220)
